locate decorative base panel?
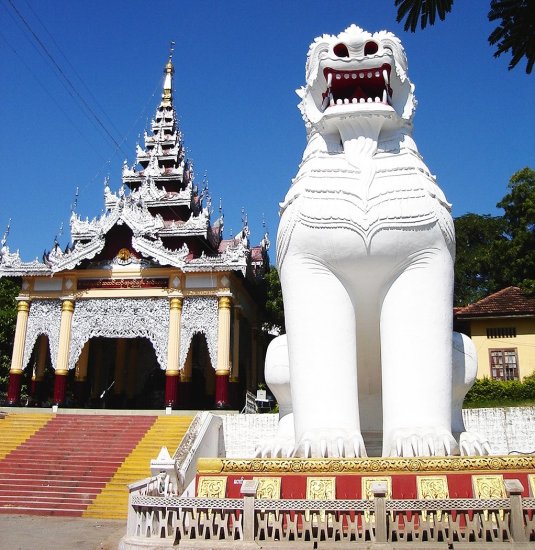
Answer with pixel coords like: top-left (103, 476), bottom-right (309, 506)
top-left (196, 456), bottom-right (535, 499)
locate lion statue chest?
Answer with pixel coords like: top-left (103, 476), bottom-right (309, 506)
top-left (279, 142), bottom-right (454, 273)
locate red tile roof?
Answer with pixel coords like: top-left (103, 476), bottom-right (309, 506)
top-left (455, 286), bottom-right (535, 318)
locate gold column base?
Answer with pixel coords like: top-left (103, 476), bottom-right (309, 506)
top-left (166, 370), bottom-right (180, 377)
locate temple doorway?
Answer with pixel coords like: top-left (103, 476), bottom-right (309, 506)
top-left (85, 337), bottom-right (162, 409)
top-left (182, 332), bottom-right (215, 409)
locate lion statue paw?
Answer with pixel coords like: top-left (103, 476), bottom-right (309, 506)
top-left (388, 428), bottom-right (459, 457)
top-left (255, 414), bottom-right (295, 458)
top-left (459, 431), bottom-right (491, 456)
top-left (292, 429), bottom-right (367, 458)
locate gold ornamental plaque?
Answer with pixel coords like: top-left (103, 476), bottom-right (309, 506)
top-left (306, 477), bottom-right (336, 500)
top-left (417, 475), bottom-right (449, 500)
top-left (306, 477), bottom-right (336, 521)
top-left (472, 474), bottom-right (505, 521)
top-left (197, 476), bottom-right (227, 498)
top-left (254, 477), bottom-right (281, 500)
top-left (472, 474), bottom-right (505, 499)
top-left (417, 475), bottom-right (449, 521)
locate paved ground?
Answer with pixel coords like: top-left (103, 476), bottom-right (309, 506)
top-left (0, 515), bottom-right (125, 550)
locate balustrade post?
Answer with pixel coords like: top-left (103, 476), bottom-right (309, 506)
top-left (372, 481), bottom-right (388, 543)
top-left (240, 479), bottom-right (258, 542)
top-left (126, 488), bottom-right (137, 537)
top-left (504, 479), bottom-right (526, 543)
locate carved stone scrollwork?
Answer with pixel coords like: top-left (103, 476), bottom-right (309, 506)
top-left (69, 298), bottom-right (170, 371)
top-left (23, 299), bottom-right (61, 371)
top-left (179, 296), bottom-right (218, 370)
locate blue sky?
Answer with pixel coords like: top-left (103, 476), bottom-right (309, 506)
top-left (0, 0), bottom-right (533, 262)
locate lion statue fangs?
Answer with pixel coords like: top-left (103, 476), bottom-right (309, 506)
top-left (263, 25), bottom-right (490, 459)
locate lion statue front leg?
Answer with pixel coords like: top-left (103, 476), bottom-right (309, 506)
top-left (278, 251), bottom-right (367, 458)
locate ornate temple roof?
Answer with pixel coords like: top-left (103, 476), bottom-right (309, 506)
top-left (0, 54), bottom-right (269, 278)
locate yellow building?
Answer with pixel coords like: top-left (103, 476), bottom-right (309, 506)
top-left (455, 287), bottom-right (535, 380)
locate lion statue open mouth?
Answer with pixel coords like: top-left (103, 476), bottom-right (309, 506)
top-left (261, 25), bottom-right (490, 459)
top-left (299, 24), bottom-right (414, 127)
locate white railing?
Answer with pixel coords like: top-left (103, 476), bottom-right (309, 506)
top-left (121, 481), bottom-right (535, 548)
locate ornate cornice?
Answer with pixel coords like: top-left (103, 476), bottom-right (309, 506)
top-left (132, 236), bottom-right (189, 267)
top-left (46, 238), bottom-right (106, 273)
top-left (197, 456), bottom-right (535, 475)
top-left (0, 246), bottom-right (51, 276)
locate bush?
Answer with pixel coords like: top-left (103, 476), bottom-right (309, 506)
top-left (464, 373), bottom-right (535, 407)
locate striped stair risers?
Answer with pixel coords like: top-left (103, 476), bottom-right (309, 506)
top-left (0, 413), bottom-right (192, 518)
top-left (0, 413), bottom-right (53, 460)
top-left (83, 416), bottom-right (193, 519)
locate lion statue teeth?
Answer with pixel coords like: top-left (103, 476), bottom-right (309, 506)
top-left (261, 25), bottom-right (490, 459)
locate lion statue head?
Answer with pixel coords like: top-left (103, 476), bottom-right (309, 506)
top-left (297, 24), bottom-right (416, 136)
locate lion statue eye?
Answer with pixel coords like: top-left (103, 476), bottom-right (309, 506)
top-left (333, 43), bottom-right (349, 58)
top-left (364, 41), bottom-right (378, 55)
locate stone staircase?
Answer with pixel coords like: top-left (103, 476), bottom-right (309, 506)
top-left (83, 415), bottom-right (193, 519)
top-left (0, 412), bottom-right (193, 518)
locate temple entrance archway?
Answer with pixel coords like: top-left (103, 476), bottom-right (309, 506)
top-left (84, 337), bottom-right (162, 409)
top-left (183, 332), bottom-right (215, 409)
top-left (25, 334), bottom-right (55, 406)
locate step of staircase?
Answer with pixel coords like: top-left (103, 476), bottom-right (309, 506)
top-left (0, 412), bottom-right (192, 519)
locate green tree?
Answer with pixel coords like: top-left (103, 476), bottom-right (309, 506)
top-left (454, 213), bottom-right (507, 306)
top-left (454, 167), bottom-right (535, 305)
top-left (395, 0), bottom-right (535, 73)
top-left (497, 166), bottom-right (535, 291)
top-left (0, 277), bottom-right (20, 394)
top-left (263, 266), bottom-right (285, 333)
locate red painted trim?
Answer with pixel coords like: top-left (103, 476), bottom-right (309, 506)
top-left (53, 372), bottom-right (67, 406)
top-left (215, 372), bottom-right (229, 409)
top-left (165, 375), bottom-right (179, 408)
top-left (7, 372), bottom-right (22, 405)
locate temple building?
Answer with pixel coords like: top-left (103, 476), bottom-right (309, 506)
top-left (0, 56), bottom-right (269, 410)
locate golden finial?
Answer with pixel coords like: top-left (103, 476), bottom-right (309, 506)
top-left (166, 40), bottom-right (175, 74)
top-left (162, 41), bottom-right (175, 104)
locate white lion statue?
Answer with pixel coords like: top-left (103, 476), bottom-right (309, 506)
top-left (261, 25), bottom-right (490, 459)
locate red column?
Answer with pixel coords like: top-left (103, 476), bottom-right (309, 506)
top-left (7, 371), bottom-right (22, 405)
top-left (215, 370), bottom-right (230, 409)
top-left (165, 371), bottom-right (179, 408)
top-left (31, 376), bottom-right (45, 403)
top-left (53, 370), bottom-right (68, 406)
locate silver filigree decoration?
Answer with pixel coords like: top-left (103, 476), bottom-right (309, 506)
top-left (179, 296), bottom-right (218, 370)
top-left (23, 299), bottom-right (61, 371)
top-left (69, 298), bottom-right (170, 371)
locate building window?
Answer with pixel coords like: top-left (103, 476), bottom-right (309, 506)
top-left (486, 327), bottom-right (516, 339)
top-left (489, 349), bottom-right (519, 380)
